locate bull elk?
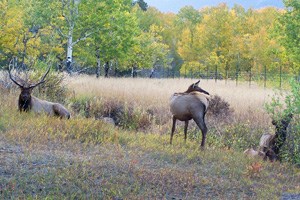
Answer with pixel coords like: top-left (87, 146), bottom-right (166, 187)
top-left (8, 66), bottom-right (70, 119)
top-left (170, 80), bottom-right (210, 147)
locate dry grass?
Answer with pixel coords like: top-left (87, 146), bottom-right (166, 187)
top-left (67, 76), bottom-right (275, 110)
top-left (67, 76), bottom-right (276, 129)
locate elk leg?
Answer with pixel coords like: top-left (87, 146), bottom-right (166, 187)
top-left (170, 116), bottom-right (176, 144)
top-left (184, 120), bottom-right (189, 143)
top-left (193, 116), bottom-right (207, 148)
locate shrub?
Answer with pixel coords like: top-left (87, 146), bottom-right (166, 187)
top-left (206, 122), bottom-right (263, 150)
top-left (207, 95), bottom-right (234, 119)
top-left (69, 97), bottom-right (154, 131)
top-left (30, 70), bottom-right (69, 103)
top-left (265, 79), bottom-right (300, 165)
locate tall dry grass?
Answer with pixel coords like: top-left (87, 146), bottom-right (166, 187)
top-left (67, 76), bottom-right (276, 129)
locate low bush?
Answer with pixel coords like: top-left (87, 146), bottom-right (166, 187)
top-left (69, 96), bottom-right (155, 131)
top-left (30, 70), bottom-right (69, 103)
top-left (208, 94), bottom-right (234, 119)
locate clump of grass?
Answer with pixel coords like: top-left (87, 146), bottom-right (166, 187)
top-left (69, 95), bottom-right (155, 131)
top-left (32, 72), bottom-right (69, 104)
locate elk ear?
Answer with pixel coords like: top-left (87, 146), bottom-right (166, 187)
top-left (193, 80), bottom-right (200, 88)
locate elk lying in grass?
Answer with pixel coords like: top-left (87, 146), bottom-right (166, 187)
top-left (9, 66), bottom-right (70, 119)
top-left (244, 113), bottom-right (293, 161)
top-left (243, 148), bottom-right (265, 158)
top-left (259, 113), bottom-right (293, 161)
top-left (170, 80), bottom-right (210, 147)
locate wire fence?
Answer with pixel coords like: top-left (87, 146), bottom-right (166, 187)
top-left (2, 60), bottom-right (299, 89)
top-left (130, 67), bottom-right (300, 89)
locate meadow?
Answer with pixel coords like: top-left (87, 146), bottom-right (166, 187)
top-left (0, 75), bottom-right (299, 199)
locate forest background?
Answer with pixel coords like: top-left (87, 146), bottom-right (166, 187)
top-left (0, 0), bottom-right (300, 84)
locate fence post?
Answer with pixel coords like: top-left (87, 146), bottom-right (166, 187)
top-left (236, 53), bottom-right (240, 86)
top-left (225, 69), bottom-right (228, 84)
top-left (236, 62), bottom-right (239, 86)
top-left (198, 64), bottom-right (200, 79)
top-left (215, 64), bottom-right (217, 83)
top-left (264, 65), bottom-right (267, 88)
top-left (249, 67), bottom-right (252, 87)
top-left (279, 64), bottom-right (282, 88)
top-left (206, 65), bottom-right (209, 81)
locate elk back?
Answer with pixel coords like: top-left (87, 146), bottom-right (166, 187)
top-left (170, 92), bottom-right (209, 117)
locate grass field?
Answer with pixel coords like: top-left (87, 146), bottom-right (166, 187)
top-left (0, 75), bottom-right (299, 199)
top-left (67, 76), bottom-right (276, 127)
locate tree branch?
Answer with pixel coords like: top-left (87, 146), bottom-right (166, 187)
top-left (72, 31), bottom-right (95, 45)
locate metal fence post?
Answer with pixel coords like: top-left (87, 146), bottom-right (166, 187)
top-left (215, 64), bottom-right (217, 83)
top-left (279, 64), bottom-right (282, 88)
top-left (236, 62), bottom-right (239, 86)
top-left (249, 67), bottom-right (252, 87)
top-left (264, 65), bottom-right (267, 88)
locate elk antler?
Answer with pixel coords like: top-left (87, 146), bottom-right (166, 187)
top-left (8, 58), bottom-right (51, 89)
top-left (28, 66), bottom-right (51, 89)
top-left (8, 60), bottom-right (24, 88)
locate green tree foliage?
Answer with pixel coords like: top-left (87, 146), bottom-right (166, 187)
top-left (124, 24), bottom-right (171, 70)
top-left (76, 0), bottom-right (139, 76)
top-left (0, 1), bottom-right (299, 77)
top-left (124, 6), bottom-right (172, 71)
top-left (277, 0), bottom-right (300, 73)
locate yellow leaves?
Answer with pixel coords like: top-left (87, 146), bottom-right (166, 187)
top-left (57, 16), bottom-right (65, 21)
top-left (179, 61), bottom-right (204, 75)
top-left (178, 28), bottom-right (196, 61)
top-left (230, 9), bottom-right (236, 18)
top-left (104, 22), bottom-right (111, 29)
top-left (0, 3), bottom-right (59, 61)
top-left (0, 6), bottom-right (25, 56)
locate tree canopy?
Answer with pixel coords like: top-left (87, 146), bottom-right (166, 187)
top-left (0, 0), bottom-right (299, 78)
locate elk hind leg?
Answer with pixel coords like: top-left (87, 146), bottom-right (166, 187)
top-left (170, 116), bottom-right (177, 144)
top-left (184, 120), bottom-right (189, 143)
top-left (53, 104), bottom-right (70, 119)
top-left (193, 116), bottom-right (208, 148)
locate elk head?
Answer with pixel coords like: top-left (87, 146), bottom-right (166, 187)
top-left (185, 80), bottom-right (210, 95)
top-left (8, 65), bottom-right (50, 112)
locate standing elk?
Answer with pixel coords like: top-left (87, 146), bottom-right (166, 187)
top-left (170, 80), bottom-right (210, 147)
top-left (8, 66), bottom-right (70, 119)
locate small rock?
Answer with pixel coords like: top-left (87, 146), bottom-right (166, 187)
top-left (100, 117), bottom-right (115, 126)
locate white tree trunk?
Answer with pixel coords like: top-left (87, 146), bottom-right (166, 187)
top-left (67, 28), bottom-right (73, 63)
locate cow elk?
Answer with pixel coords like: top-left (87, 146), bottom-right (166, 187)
top-left (170, 80), bottom-right (210, 148)
top-left (8, 65), bottom-right (70, 119)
